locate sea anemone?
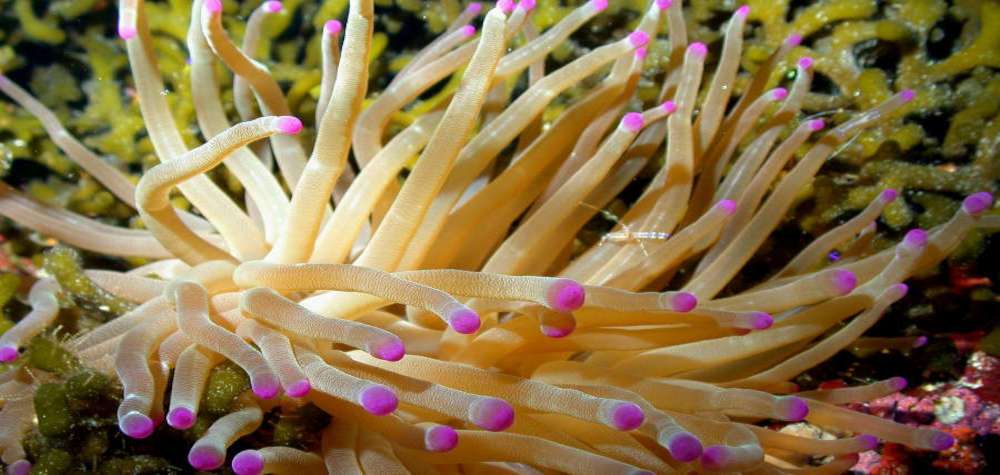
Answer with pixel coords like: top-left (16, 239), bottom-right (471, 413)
top-left (0, 0), bottom-right (994, 473)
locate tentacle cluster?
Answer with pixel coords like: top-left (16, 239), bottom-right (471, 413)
top-left (0, 0), bottom-right (995, 474)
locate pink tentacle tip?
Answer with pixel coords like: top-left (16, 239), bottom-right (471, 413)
top-left (962, 191), bottom-right (993, 215)
top-left (166, 406), bottom-right (196, 430)
top-left (735, 5), bottom-right (750, 17)
top-left (717, 199), bottom-right (737, 215)
top-left (857, 434), bottom-right (879, 451)
top-left (117, 24), bottom-right (137, 41)
top-left (325, 20), bottom-right (343, 35)
top-left (914, 335), bottom-right (928, 348)
top-left (899, 89), bottom-right (917, 103)
top-left (671, 292), bottom-right (698, 312)
top-left (425, 425), bottom-right (459, 452)
top-left (904, 228), bottom-right (928, 248)
top-left (460, 25), bottom-right (477, 38)
top-left (628, 31), bottom-right (650, 49)
top-left (785, 33), bottom-right (803, 47)
top-left (590, 0), bottom-right (609, 12)
top-left (700, 445), bottom-right (729, 470)
top-left (7, 460), bottom-right (31, 475)
top-left (797, 56), bottom-right (814, 70)
top-left (0, 345), bottom-right (19, 363)
top-left (251, 377), bottom-right (281, 399)
top-left (286, 379), bottom-right (312, 397)
top-left (359, 385), bottom-right (398, 415)
top-left (470, 398), bottom-right (515, 431)
top-left (666, 432), bottom-right (703, 462)
top-left (276, 116), bottom-right (304, 135)
top-left (498, 0), bottom-right (516, 14)
top-left (546, 279), bottom-right (585, 312)
top-left (830, 269), bottom-right (857, 295)
top-left (232, 450), bottom-right (265, 475)
top-left (808, 118), bottom-right (826, 131)
top-left (750, 311), bottom-right (774, 330)
top-left (635, 47), bottom-right (648, 59)
top-left (656, 0), bottom-right (673, 10)
top-left (263, 1), bottom-right (283, 13)
top-left (688, 41), bottom-right (708, 57)
top-left (888, 376), bottom-right (908, 391)
top-left (893, 282), bottom-right (909, 298)
top-left (448, 308), bottom-right (482, 334)
top-left (372, 338), bottom-right (406, 361)
top-left (119, 411), bottom-right (155, 439)
top-left (188, 446), bottom-right (225, 471)
top-left (661, 100), bottom-right (677, 114)
top-left (621, 112), bottom-right (645, 132)
top-left (518, 0), bottom-right (536, 12)
top-left (204, 0), bottom-right (223, 14)
top-left (466, 2), bottom-right (483, 15)
top-left (608, 402), bottom-right (645, 431)
top-left (929, 431), bottom-right (956, 451)
top-left (880, 188), bottom-right (899, 202)
top-left (777, 396), bottom-right (810, 421)
top-left (770, 87), bottom-right (789, 101)
top-left (540, 322), bottom-right (575, 338)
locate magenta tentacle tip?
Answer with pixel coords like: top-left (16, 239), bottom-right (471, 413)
top-left (962, 191), bottom-right (993, 215)
top-left (232, 450), bottom-right (265, 475)
top-left (546, 279), bottom-right (585, 312)
top-left (900, 89), bottom-right (916, 103)
top-left (425, 425), bottom-right (459, 452)
top-left (325, 20), bottom-right (343, 35)
top-left (0, 345), bottom-right (19, 363)
top-left (830, 269), bottom-right (857, 295)
top-left (700, 445), bottom-right (729, 470)
top-left (609, 402), bottom-right (645, 431)
top-left (893, 282), bottom-right (909, 298)
top-left (914, 335), bottom-right (928, 348)
top-left (591, 0), bottom-right (610, 12)
top-left (466, 2), bottom-right (483, 15)
top-left (460, 25), bottom-right (477, 38)
top-left (880, 188), bottom-right (899, 203)
top-left (448, 308), bottom-right (482, 334)
top-left (770, 87), bottom-right (789, 101)
top-left (205, 0), bottom-right (223, 14)
top-left (785, 33), bottom-right (803, 47)
top-left (119, 411), bottom-right (155, 439)
top-left (735, 5), bottom-right (750, 17)
top-left (717, 199), bottom-right (737, 215)
top-left (518, 0), bottom-right (537, 12)
top-left (889, 376), bottom-right (908, 391)
top-left (263, 1), bottom-right (283, 13)
top-left (858, 434), bottom-right (879, 451)
top-left (667, 432), bottom-right (703, 462)
top-left (286, 378), bottom-right (312, 397)
top-left (656, 0), bottom-right (673, 10)
top-left (188, 445), bottom-right (225, 471)
top-left (498, 0), bottom-right (516, 14)
top-left (7, 460), bottom-right (31, 475)
top-left (628, 31), bottom-right (650, 49)
top-left (166, 406), bottom-right (196, 430)
top-left (359, 385), bottom-right (398, 415)
top-left (276, 116), bottom-right (304, 135)
top-left (808, 118), bottom-right (826, 131)
top-left (661, 100), bottom-right (677, 114)
top-left (470, 398), bottom-right (515, 431)
top-left (251, 377), bottom-right (280, 399)
top-left (540, 321), bottom-right (575, 338)
top-left (750, 312), bottom-right (773, 330)
top-left (929, 431), bottom-right (956, 451)
top-left (904, 228), bottom-right (928, 248)
top-left (622, 112), bottom-right (645, 133)
top-left (372, 338), bottom-right (406, 361)
top-left (797, 56), bottom-right (814, 70)
top-left (688, 42), bottom-right (708, 57)
top-left (117, 24), bottom-right (137, 41)
top-left (777, 396), bottom-right (810, 421)
top-left (635, 47), bottom-right (648, 59)
top-left (671, 292), bottom-right (698, 312)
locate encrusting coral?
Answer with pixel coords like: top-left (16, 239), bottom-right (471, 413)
top-left (0, 0), bottom-right (996, 474)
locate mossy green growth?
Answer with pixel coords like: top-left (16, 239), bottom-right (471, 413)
top-left (65, 369), bottom-right (114, 402)
top-left (201, 361), bottom-right (251, 415)
top-left (25, 335), bottom-right (79, 375)
top-left (271, 403), bottom-right (331, 449)
top-left (34, 382), bottom-right (74, 437)
top-left (0, 273), bottom-right (20, 333)
top-left (42, 246), bottom-right (135, 318)
top-left (96, 455), bottom-right (181, 475)
top-left (33, 448), bottom-right (74, 475)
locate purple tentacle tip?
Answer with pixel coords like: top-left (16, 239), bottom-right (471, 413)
top-left (880, 188), bottom-right (898, 202)
top-left (830, 269), bottom-right (857, 295)
top-left (770, 87), bottom-right (789, 101)
top-left (671, 292), bottom-right (698, 312)
top-left (287, 379), bottom-right (312, 398)
top-left (904, 228), bottom-right (928, 248)
top-left (251, 377), bottom-right (280, 399)
top-left (232, 450), bottom-right (265, 475)
top-left (519, 0), bottom-right (537, 11)
top-left (688, 42), bottom-right (708, 57)
top-left (547, 279), bottom-right (585, 312)
top-left (777, 396), bottom-right (809, 421)
top-left (120, 411), bottom-right (155, 439)
top-left (786, 33), bottom-right (803, 47)
top-left (889, 376), bottom-right (908, 391)
top-left (166, 406), bottom-right (196, 430)
top-left (276, 116), bottom-right (303, 135)
top-left (425, 425), bottom-right (459, 452)
top-left (661, 100), bottom-right (677, 114)
top-left (900, 89), bottom-right (916, 103)
top-left (188, 445), bottom-right (225, 471)
top-left (656, 0), bottom-right (673, 10)
top-left (118, 24), bottom-right (137, 41)
top-left (591, 0), bottom-right (609, 12)
top-left (460, 25), bottom-right (477, 38)
top-left (498, 0), bottom-right (516, 14)
top-left (808, 118), bottom-right (826, 131)
top-left (798, 56), bottom-right (814, 70)
top-left (360, 385), bottom-right (398, 415)
top-left (962, 191), bottom-right (993, 215)
top-left (751, 312), bottom-right (774, 330)
top-left (540, 322), bottom-right (574, 338)
top-left (325, 20), bottom-right (343, 35)
top-left (930, 431), bottom-right (956, 451)
top-left (735, 5), bottom-right (750, 17)
top-left (858, 434), bottom-right (879, 451)
top-left (635, 47), bottom-right (648, 59)
top-left (700, 445), bottom-right (729, 470)
top-left (622, 112), bottom-right (645, 133)
top-left (373, 338), bottom-right (406, 361)
top-left (466, 2), bottom-right (483, 15)
top-left (667, 432), bottom-right (703, 462)
top-left (629, 31), bottom-right (650, 49)
top-left (205, 0), bottom-right (223, 14)
top-left (893, 282), bottom-right (909, 298)
top-left (717, 199), bottom-right (737, 215)
top-left (0, 345), bottom-right (19, 363)
top-left (448, 308), bottom-right (482, 334)
top-left (609, 402), bottom-right (645, 431)
top-left (7, 460), bottom-right (31, 475)
top-left (914, 335), bottom-right (928, 348)
top-left (263, 1), bottom-right (282, 13)
top-left (470, 397), bottom-right (515, 431)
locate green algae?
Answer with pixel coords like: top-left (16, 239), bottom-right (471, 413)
top-left (202, 361), bottom-right (251, 416)
top-left (42, 247), bottom-right (135, 319)
top-left (35, 383), bottom-right (74, 437)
